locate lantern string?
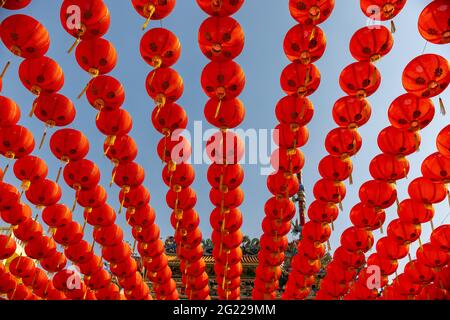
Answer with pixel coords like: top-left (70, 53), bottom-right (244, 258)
top-left (0, 61), bottom-right (10, 79)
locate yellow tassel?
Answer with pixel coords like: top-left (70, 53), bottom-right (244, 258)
top-left (29, 101), bottom-right (37, 118)
top-left (1, 162), bottom-right (10, 181)
top-left (0, 61), bottom-right (10, 79)
top-left (390, 20), bottom-right (396, 34)
top-left (142, 5), bottom-right (156, 30)
top-left (215, 99), bottom-right (223, 118)
top-left (439, 97), bottom-right (446, 116)
top-left (67, 35), bottom-right (81, 54)
top-left (38, 126), bottom-right (49, 150)
top-left (78, 81), bottom-right (91, 99)
top-left (55, 165), bottom-right (63, 184)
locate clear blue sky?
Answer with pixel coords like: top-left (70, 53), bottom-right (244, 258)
top-left (1, 1), bottom-right (449, 270)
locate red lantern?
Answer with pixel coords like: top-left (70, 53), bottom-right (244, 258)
top-left (270, 147), bottom-right (305, 175)
top-left (140, 28), bottom-right (181, 68)
top-left (209, 187), bottom-right (244, 209)
top-left (119, 185), bottom-right (150, 210)
top-left (421, 152), bottom-right (450, 183)
top-left (13, 218), bottom-right (42, 242)
top-left (377, 126), bottom-right (420, 156)
top-left (267, 171), bottom-right (299, 198)
top-left (53, 221), bottom-right (83, 247)
top-left (359, 180), bottom-right (397, 209)
top-left (273, 123), bottom-right (309, 149)
top-left (404, 260), bottom-right (434, 284)
top-left (313, 178), bottom-right (346, 204)
top-left (199, 17), bottom-right (244, 62)
top-left (9, 256), bottom-right (36, 278)
top-left (63, 159), bottom-right (101, 190)
top-left (416, 243), bottom-right (448, 269)
top-left (437, 125), bottom-right (450, 157)
top-left (387, 219), bottom-right (421, 245)
top-left (418, 0), bottom-right (450, 45)
top-left (84, 204), bottom-right (116, 227)
top-left (302, 221), bottom-right (331, 244)
top-left (162, 163), bottom-right (195, 189)
top-left (75, 38), bottom-right (117, 76)
top-left (349, 203), bottom-right (385, 231)
top-left (408, 177), bottom-right (447, 204)
top-left (1, 0), bottom-right (31, 10)
top-left (113, 162), bottom-right (145, 189)
top-left (325, 127), bottom-right (362, 157)
top-left (369, 153), bottom-right (409, 182)
top-left (146, 68), bottom-right (184, 106)
top-left (288, 0), bottom-right (335, 25)
top-left (284, 24), bottom-right (326, 64)
top-left (77, 185), bottom-right (107, 212)
top-left (1, 203), bottom-right (31, 226)
top-left (376, 236), bottom-right (409, 260)
top-left (398, 199), bottom-right (434, 225)
top-left (308, 200), bottom-right (339, 224)
top-left (334, 247), bottom-right (365, 270)
top-left (152, 103), bottom-right (188, 134)
top-left (204, 98), bottom-right (245, 129)
top-left (206, 130), bottom-right (243, 164)
top-left (32, 93), bottom-right (76, 132)
top-left (339, 61), bottom-right (381, 98)
top-left (65, 241), bottom-right (93, 264)
top-left (96, 109), bottom-right (133, 147)
top-left (19, 56), bottom-right (64, 95)
top-left (0, 125), bottom-right (35, 159)
top-left (431, 225), bottom-right (450, 252)
top-left (42, 204), bottom-right (72, 228)
top-left (280, 62), bottom-right (321, 97)
top-left (388, 93), bottom-right (435, 132)
top-left (0, 96), bottom-right (21, 127)
top-left (26, 179), bottom-right (62, 207)
top-left (104, 135), bottom-right (138, 164)
top-left (0, 14), bottom-right (50, 58)
top-left (349, 25), bottom-right (393, 62)
top-left (127, 205), bottom-right (156, 228)
top-left (0, 235), bottom-right (16, 260)
top-left (60, 0), bottom-right (111, 44)
top-left (332, 96), bottom-right (371, 129)
top-left (50, 129), bottom-right (90, 162)
top-left (196, 0), bottom-right (244, 17)
top-left (86, 75), bottom-right (125, 112)
top-left (402, 54), bottom-right (449, 98)
top-left (41, 251), bottom-right (67, 273)
top-left (102, 242), bottom-right (131, 264)
top-left (24, 234), bottom-right (56, 259)
top-left (201, 60), bottom-right (245, 101)
top-left (340, 226), bottom-right (374, 253)
top-left (264, 197), bottom-right (296, 221)
top-left (0, 182), bottom-right (20, 211)
top-left (276, 96), bottom-right (314, 127)
top-left (360, 0), bottom-right (406, 20)
top-left (318, 155), bottom-right (353, 181)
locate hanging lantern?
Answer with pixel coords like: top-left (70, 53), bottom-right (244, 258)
top-left (18, 56), bottom-right (64, 96)
top-left (418, 0), bottom-right (450, 45)
top-left (196, 0), bottom-right (244, 17)
top-left (288, 0), bottom-right (335, 25)
top-left (339, 61), bottom-right (381, 98)
top-left (280, 62), bottom-right (321, 97)
top-left (131, 0), bottom-right (176, 30)
top-left (349, 25), bottom-right (393, 62)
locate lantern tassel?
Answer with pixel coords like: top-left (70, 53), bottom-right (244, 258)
top-left (39, 126), bottom-right (48, 150)
top-left (390, 20), bottom-right (396, 34)
top-left (119, 197), bottom-right (125, 215)
top-left (215, 99), bottom-right (223, 118)
top-left (55, 165), bottom-right (63, 184)
top-left (77, 82), bottom-right (91, 99)
top-left (29, 101), bottom-right (37, 118)
top-left (2, 162), bottom-right (10, 181)
top-left (132, 239), bottom-right (137, 253)
top-left (430, 219), bottom-right (434, 231)
top-left (331, 221), bottom-right (334, 231)
top-left (327, 239), bottom-right (331, 251)
top-left (0, 61), bottom-right (10, 79)
top-left (82, 218), bottom-right (87, 233)
top-left (439, 97), bottom-right (446, 116)
top-left (349, 171), bottom-right (353, 185)
top-left (380, 223), bottom-right (384, 234)
top-left (142, 5), bottom-right (156, 30)
top-left (67, 35), bottom-right (81, 54)
top-left (91, 238), bottom-right (95, 252)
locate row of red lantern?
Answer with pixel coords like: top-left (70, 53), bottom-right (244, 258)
top-left (0, 190), bottom-right (69, 300)
top-left (253, 0), bottom-right (335, 300)
top-left (380, 224), bottom-right (449, 300)
top-left (58, 0), bottom-right (171, 299)
top-left (0, 45), bottom-right (111, 300)
top-left (196, 0), bottom-right (246, 300)
top-left (283, 0), bottom-right (409, 300)
top-left (316, 0), bottom-right (450, 297)
top-left (0, 7), bottom-right (134, 300)
top-left (134, 1), bottom-right (211, 300)
top-left (0, 258), bottom-right (38, 300)
top-left (340, 124), bottom-right (450, 300)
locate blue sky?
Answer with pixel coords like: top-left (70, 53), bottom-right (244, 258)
top-left (1, 0), bottom-right (449, 271)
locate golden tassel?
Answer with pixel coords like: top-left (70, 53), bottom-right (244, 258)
top-left (418, 237), bottom-right (423, 250)
top-left (331, 221), bottom-right (335, 231)
top-left (0, 61), bottom-right (10, 80)
top-left (38, 126), bottom-right (49, 150)
top-left (90, 237), bottom-right (95, 252)
top-left (215, 98), bottom-right (223, 119)
top-left (29, 101), bottom-right (37, 118)
top-left (82, 218), bottom-right (87, 233)
top-left (55, 165), bottom-right (63, 184)
top-left (1, 162), bottom-right (10, 181)
top-left (67, 35), bottom-right (81, 54)
top-left (439, 97), bottom-right (446, 116)
top-left (142, 5), bottom-right (156, 30)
